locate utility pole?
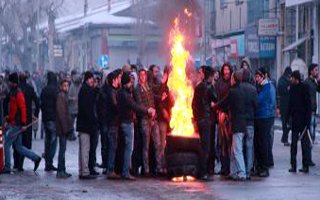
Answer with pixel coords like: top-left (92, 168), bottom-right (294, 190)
top-left (201, 0), bottom-right (207, 65)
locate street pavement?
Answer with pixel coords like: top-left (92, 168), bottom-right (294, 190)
top-left (1, 120), bottom-right (320, 200)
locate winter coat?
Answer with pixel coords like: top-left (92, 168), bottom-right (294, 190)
top-left (256, 80), bottom-right (276, 119)
top-left (215, 77), bottom-right (231, 113)
top-left (241, 57), bottom-right (255, 85)
top-left (96, 85), bottom-right (119, 126)
top-left (192, 80), bottom-right (211, 122)
top-left (76, 83), bottom-right (98, 134)
top-left (304, 77), bottom-right (320, 112)
top-left (287, 82), bottom-right (312, 131)
top-left (241, 82), bottom-right (258, 126)
top-left (19, 80), bottom-right (40, 124)
top-left (56, 91), bottom-right (73, 136)
top-left (277, 75), bottom-right (291, 115)
top-left (133, 84), bottom-right (155, 120)
top-left (68, 81), bottom-right (81, 116)
top-left (118, 87), bottom-right (148, 124)
top-left (6, 88), bottom-right (27, 126)
top-left (40, 72), bottom-right (58, 122)
top-left (215, 83), bottom-right (247, 133)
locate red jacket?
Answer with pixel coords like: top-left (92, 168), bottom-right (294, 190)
top-left (7, 89), bottom-right (27, 126)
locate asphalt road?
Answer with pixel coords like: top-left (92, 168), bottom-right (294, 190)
top-left (1, 122), bottom-right (320, 200)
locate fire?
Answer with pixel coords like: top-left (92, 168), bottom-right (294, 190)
top-left (172, 176), bottom-right (196, 182)
top-left (184, 8), bottom-right (192, 17)
top-left (167, 18), bottom-right (195, 137)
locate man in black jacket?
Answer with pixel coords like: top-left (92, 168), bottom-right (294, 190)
top-left (241, 69), bottom-right (258, 179)
top-left (278, 67), bottom-right (292, 146)
top-left (40, 72), bottom-right (58, 171)
top-left (118, 72), bottom-right (155, 180)
top-left (192, 66), bottom-right (214, 181)
top-left (304, 63), bottom-right (319, 166)
top-left (288, 71), bottom-right (312, 173)
top-left (13, 72), bottom-right (40, 171)
top-left (77, 71), bottom-right (97, 179)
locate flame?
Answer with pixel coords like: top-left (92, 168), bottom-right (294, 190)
top-left (184, 8), bottom-right (192, 17)
top-left (172, 176), bottom-right (196, 182)
top-left (167, 18), bottom-right (195, 137)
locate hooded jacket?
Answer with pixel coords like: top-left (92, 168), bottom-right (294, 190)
top-left (40, 72), bottom-right (58, 122)
top-left (241, 57), bottom-right (255, 85)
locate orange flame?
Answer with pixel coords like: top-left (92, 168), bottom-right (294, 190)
top-left (167, 18), bottom-right (195, 138)
top-left (172, 176), bottom-right (196, 182)
top-left (184, 8), bottom-right (192, 17)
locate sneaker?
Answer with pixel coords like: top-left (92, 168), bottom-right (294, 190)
top-left (258, 170), bottom-right (269, 177)
top-left (107, 172), bottom-right (121, 180)
top-left (34, 158), bottom-right (41, 172)
top-left (308, 161), bottom-right (316, 167)
top-left (122, 174), bottom-right (136, 181)
top-left (56, 172), bottom-right (72, 179)
top-left (299, 167), bottom-right (309, 173)
top-left (199, 174), bottom-right (213, 182)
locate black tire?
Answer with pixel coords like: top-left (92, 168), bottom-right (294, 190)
top-left (166, 152), bottom-right (199, 168)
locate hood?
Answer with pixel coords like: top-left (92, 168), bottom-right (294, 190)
top-left (47, 72), bottom-right (57, 86)
top-left (241, 57), bottom-right (252, 69)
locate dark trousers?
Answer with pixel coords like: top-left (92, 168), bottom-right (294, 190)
top-left (57, 135), bottom-right (67, 172)
top-left (208, 120), bottom-right (216, 174)
top-left (89, 131), bottom-right (99, 171)
top-left (100, 124), bottom-right (109, 168)
top-left (254, 118), bottom-right (274, 172)
top-left (132, 121), bottom-right (142, 175)
top-left (290, 115), bottom-right (311, 168)
top-left (197, 118), bottom-right (211, 177)
top-left (13, 127), bottom-right (32, 169)
top-left (280, 110), bottom-right (290, 143)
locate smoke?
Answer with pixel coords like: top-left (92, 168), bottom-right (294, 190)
top-left (154, 0), bottom-right (201, 64)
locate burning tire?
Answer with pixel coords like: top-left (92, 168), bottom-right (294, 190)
top-left (165, 135), bottom-right (200, 179)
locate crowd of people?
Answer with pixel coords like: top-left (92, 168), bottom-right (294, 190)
top-left (0, 58), bottom-right (319, 182)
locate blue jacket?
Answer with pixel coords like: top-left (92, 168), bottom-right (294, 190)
top-left (256, 81), bottom-right (276, 119)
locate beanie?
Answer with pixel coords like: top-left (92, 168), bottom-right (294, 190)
top-left (9, 72), bottom-right (19, 84)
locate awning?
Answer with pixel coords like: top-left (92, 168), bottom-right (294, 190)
top-left (282, 37), bottom-right (307, 52)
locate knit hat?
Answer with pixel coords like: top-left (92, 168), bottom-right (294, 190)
top-left (291, 70), bottom-right (301, 81)
top-left (9, 72), bottom-right (19, 84)
top-left (84, 71), bottom-right (94, 82)
top-left (122, 72), bottom-right (131, 85)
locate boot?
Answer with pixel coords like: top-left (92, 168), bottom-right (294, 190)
top-left (288, 165), bottom-right (296, 173)
top-left (299, 166), bottom-right (309, 173)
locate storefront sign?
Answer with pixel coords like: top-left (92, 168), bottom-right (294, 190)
top-left (258, 18), bottom-right (279, 36)
top-left (259, 36), bottom-right (276, 58)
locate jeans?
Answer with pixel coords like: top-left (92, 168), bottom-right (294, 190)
top-left (44, 121), bottom-right (57, 168)
top-left (78, 132), bottom-right (90, 176)
top-left (89, 130), bottom-right (99, 171)
top-left (197, 119), bottom-right (211, 176)
top-left (309, 113), bottom-right (316, 143)
top-left (140, 119), bottom-right (161, 173)
top-left (244, 126), bottom-right (254, 177)
top-left (230, 132), bottom-right (246, 178)
top-left (121, 123), bottom-right (134, 177)
top-left (58, 135), bottom-right (67, 172)
top-left (13, 128), bottom-right (32, 169)
top-left (107, 126), bottom-right (118, 173)
top-left (4, 126), bottom-right (40, 171)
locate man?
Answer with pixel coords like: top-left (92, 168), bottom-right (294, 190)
top-left (288, 71), bottom-right (311, 173)
top-left (3, 73), bottom-right (41, 174)
top-left (41, 72), bottom-right (58, 171)
top-left (13, 72), bottom-right (40, 171)
top-left (134, 68), bottom-right (161, 176)
top-left (68, 70), bottom-right (81, 141)
top-left (118, 72), bottom-right (155, 180)
top-left (277, 67), bottom-right (292, 146)
top-left (241, 69), bottom-right (258, 179)
top-left (304, 63), bottom-right (319, 166)
top-left (105, 71), bottom-right (121, 179)
top-left (77, 71), bottom-right (98, 179)
top-left (56, 79), bottom-right (73, 178)
top-left (192, 66), bottom-right (214, 181)
top-left (254, 67), bottom-right (276, 177)
top-left (215, 63), bottom-right (232, 176)
top-left (214, 70), bottom-right (247, 181)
